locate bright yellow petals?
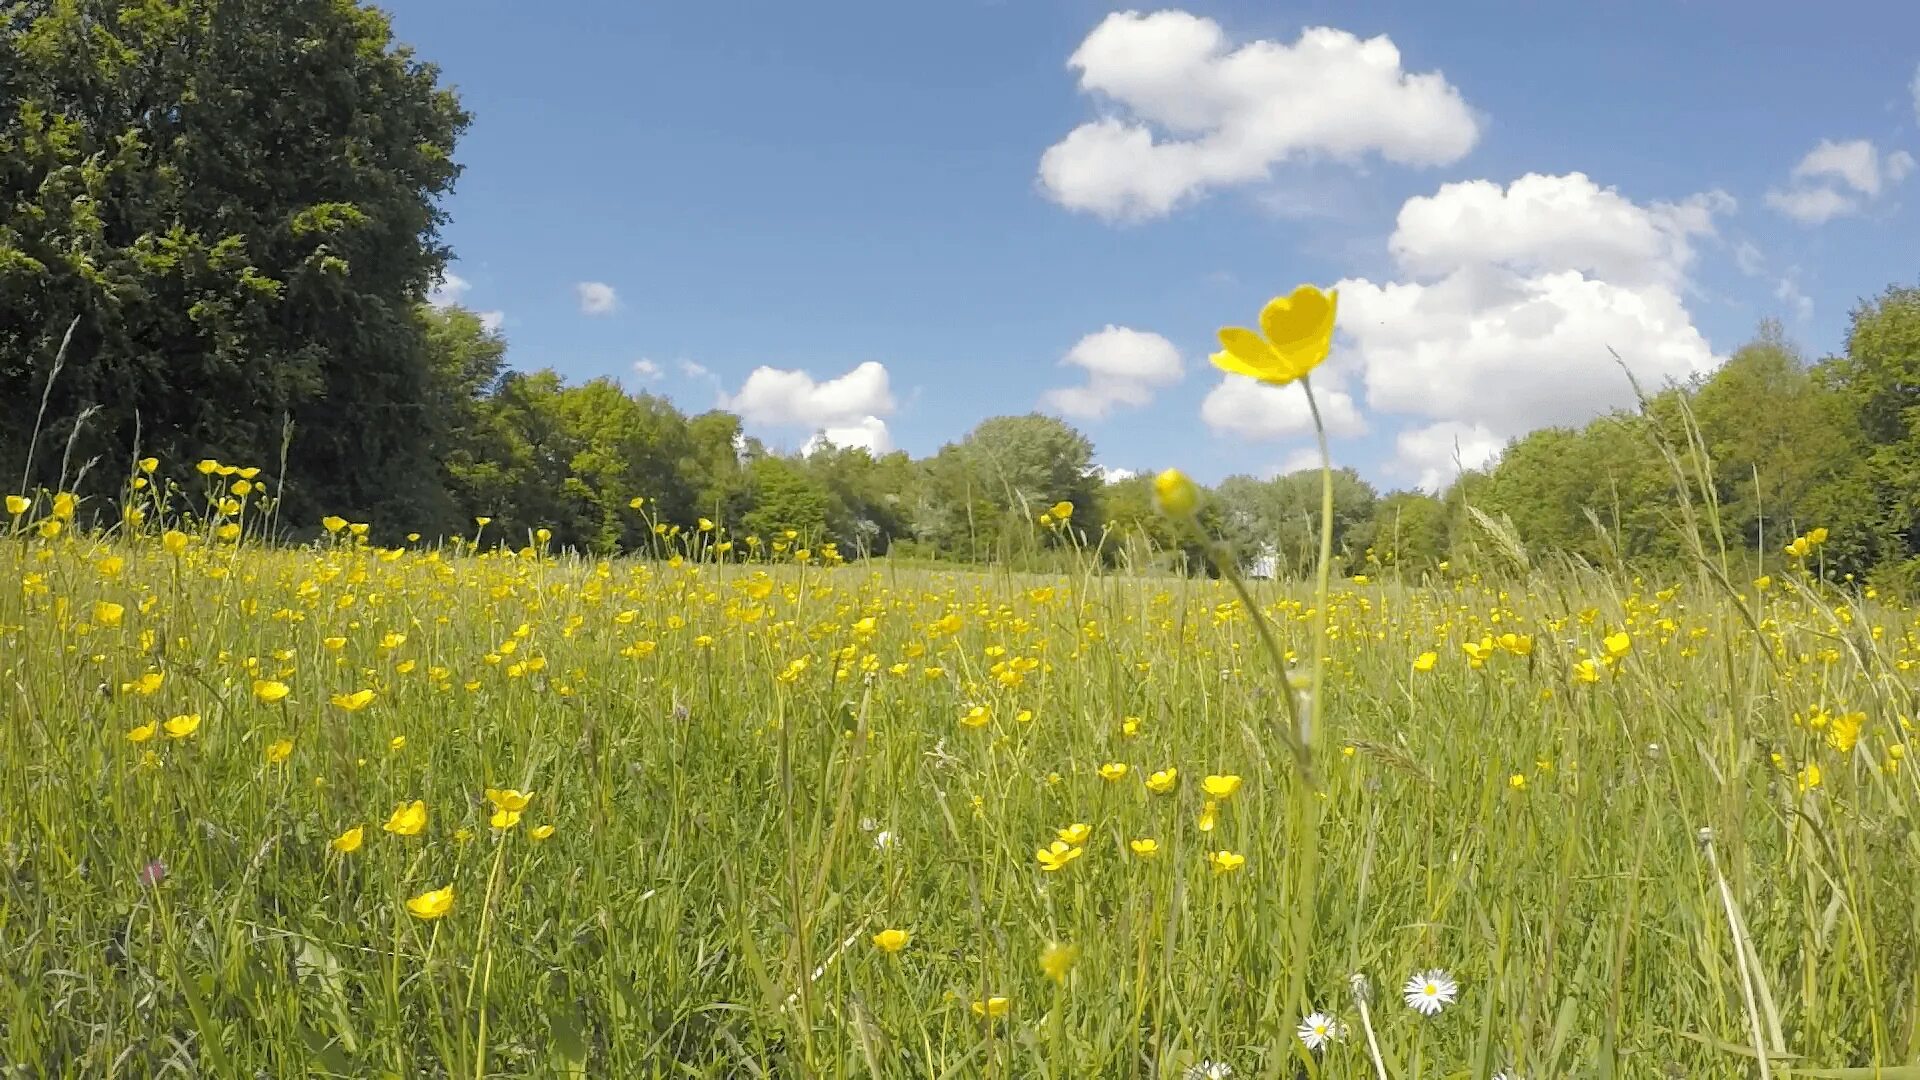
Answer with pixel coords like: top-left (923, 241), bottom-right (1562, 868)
top-left (126, 721), bottom-right (158, 744)
top-left (1049, 501), bottom-right (1074, 521)
top-left (1413, 651), bottom-right (1438, 673)
top-left (1145, 767), bottom-right (1178, 794)
top-left (1201, 774), bottom-right (1242, 800)
top-left (383, 800), bottom-right (428, 836)
top-left (330, 688), bottom-right (375, 712)
top-left (5, 494), bottom-right (28, 516)
top-left (1209, 284), bottom-right (1337, 386)
top-left (1152, 469), bottom-right (1199, 518)
top-left (162, 713), bottom-right (201, 739)
top-left (970, 996), bottom-right (1010, 1019)
top-left (252, 679), bottom-right (291, 704)
top-left (1056, 822), bottom-right (1091, 846)
top-left (92, 601), bottom-right (125, 628)
top-left (530, 824), bottom-right (556, 841)
top-left (1207, 849), bottom-right (1246, 875)
top-left (1129, 838), bottom-right (1160, 859)
top-left (484, 788), bottom-right (532, 813)
top-left (321, 515), bottom-right (348, 534)
top-left (330, 826), bottom-right (364, 854)
top-left (1035, 840), bottom-right (1083, 873)
top-left (489, 808), bottom-right (522, 830)
top-left (265, 737), bottom-right (294, 764)
top-left (1097, 762), bottom-right (1129, 782)
top-left (1038, 941), bottom-right (1078, 985)
top-left (1603, 632), bottom-right (1632, 658)
top-left (872, 928), bottom-right (911, 953)
top-left (161, 530), bottom-right (189, 555)
top-left (406, 885), bottom-right (455, 920)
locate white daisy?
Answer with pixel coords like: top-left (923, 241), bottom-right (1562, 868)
top-left (1402, 969), bottom-right (1458, 1016)
top-left (1181, 1061), bottom-right (1233, 1080)
top-left (1296, 1011), bottom-right (1342, 1051)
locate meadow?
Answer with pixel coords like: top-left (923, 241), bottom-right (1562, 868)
top-left (2, 476), bottom-right (1917, 1079)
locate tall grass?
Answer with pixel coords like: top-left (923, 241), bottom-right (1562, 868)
top-left (0, 475), bottom-right (1916, 1077)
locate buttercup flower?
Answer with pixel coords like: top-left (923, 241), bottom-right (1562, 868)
top-left (1209, 284), bottom-right (1337, 386)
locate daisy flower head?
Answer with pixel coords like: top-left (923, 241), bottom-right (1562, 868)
top-left (1181, 1061), bottom-right (1233, 1080)
top-left (1296, 1011), bottom-right (1343, 1051)
top-left (1403, 968), bottom-right (1458, 1016)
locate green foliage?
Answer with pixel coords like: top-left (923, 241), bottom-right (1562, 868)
top-left (0, 0), bottom-right (467, 523)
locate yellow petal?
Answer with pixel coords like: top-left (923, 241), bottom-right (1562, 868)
top-left (1259, 285), bottom-right (1336, 350)
top-left (1211, 326), bottom-right (1279, 380)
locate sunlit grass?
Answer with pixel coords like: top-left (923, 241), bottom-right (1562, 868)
top-left (1, 496), bottom-right (1915, 1076)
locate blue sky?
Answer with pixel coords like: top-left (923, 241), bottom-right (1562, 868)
top-left (386, 1), bottom-right (1920, 490)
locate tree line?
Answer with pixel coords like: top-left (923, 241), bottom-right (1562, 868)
top-left (6, 2), bottom-right (1920, 586)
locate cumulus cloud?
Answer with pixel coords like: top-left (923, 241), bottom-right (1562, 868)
top-left (428, 272), bottom-right (471, 307)
top-left (1270, 447), bottom-right (1324, 477)
top-left (1201, 373), bottom-right (1366, 441)
top-left (1775, 275), bottom-right (1813, 322)
top-left (1333, 172), bottom-right (1726, 482)
top-left (802, 416), bottom-right (893, 456)
top-left (1042, 326), bottom-right (1183, 418)
top-left (576, 281), bottom-right (619, 315)
top-left (1393, 421), bottom-right (1505, 493)
top-left (1090, 464), bottom-right (1138, 483)
top-left (427, 270), bottom-right (504, 332)
top-left (725, 361), bottom-right (896, 454)
top-left (1767, 139), bottom-right (1915, 223)
top-left (632, 358), bottom-right (663, 380)
top-left (1039, 11), bottom-right (1480, 221)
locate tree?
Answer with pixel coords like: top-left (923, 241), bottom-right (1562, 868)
top-left (0, 0), bottom-right (467, 526)
top-left (1818, 285), bottom-right (1920, 576)
top-left (742, 455), bottom-right (828, 541)
top-left (1212, 468), bottom-right (1378, 577)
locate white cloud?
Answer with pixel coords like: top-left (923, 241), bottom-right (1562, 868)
top-left (576, 281), bottom-right (619, 315)
top-left (725, 361), bottom-right (896, 452)
top-left (1270, 447), bottom-right (1324, 477)
top-left (1038, 11), bottom-right (1480, 221)
top-left (1765, 185), bottom-right (1858, 224)
top-left (1042, 326), bottom-right (1182, 418)
top-left (1200, 373), bottom-right (1366, 441)
top-left (632, 358), bottom-right (663, 380)
top-left (1331, 172), bottom-right (1726, 483)
top-left (1393, 421), bottom-right (1505, 493)
top-left (802, 416), bottom-right (893, 456)
top-left (1767, 139), bottom-right (1914, 224)
top-left (1775, 275), bottom-right (1813, 322)
top-left (1388, 173), bottom-right (1727, 289)
top-left (477, 311), bottom-right (505, 333)
top-left (428, 272), bottom-right (471, 307)
top-left (1090, 464), bottom-right (1138, 483)
top-left (1731, 240), bottom-right (1764, 277)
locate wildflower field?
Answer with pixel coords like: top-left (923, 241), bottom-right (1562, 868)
top-left (3, 484), bottom-right (1917, 1078)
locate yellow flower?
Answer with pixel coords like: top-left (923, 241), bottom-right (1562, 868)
top-left (321, 515), bottom-right (348, 533)
top-left (252, 679), bottom-right (291, 704)
top-left (1207, 849), bottom-right (1246, 874)
top-left (196, 459), bottom-right (220, 475)
top-left (1035, 840), bottom-right (1083, 872)
top-left (50, 492), bottom-right (75, 520)
top-left (872, 928), bottom-right (911, 953)
top-left (1753, 575), bottom-right (1772, 592)
top-left (322, 636), bottom-right (347, 652)
top-left (1201, 774), bottom-right (1242, 800)
top-left (1039, 941), bottom-right (1078, 985)
top-left (93, 601), bottom-right (125, 628)
top-left (530, 824), bottom-right (556, 840)
top-left (161, 529), bottom-right (189, 554)
top-left (1197, 800), bottom-right (1218, 832)
top-left (1785, 536), bottom-right (1810, 559)
top-left (1572, 659), bottom-right (1602, 684)
top-left (484, 787), bottom-right (533, 812)
top-left (137, 457), bottom-right (159, 474)
top-left (1808, 526), bottom-right (1829, 545)
top-left (1145, 767), bottom-right (1178, 794)
top-left (1097, 762), bottom-right (1129, 782)
top-left (475, 516), bottom-right (492, 527)
top-left (330, 825), bottom-right (364, 854)
top-left (126, 721), bottom-right (158, 743)
top-left (698, 517), bottom-right (715, 532)
top-left (490, 808), bottom-right (523, 830)
top-left (1210, 284), bottom-right (1337, 386)
top-left (330, 688), bottom-right (375, 712)
top-left (1508, 772), bottom-right (1527, 790)
top-left (1049, 501), bottom-right (1074, 521)
top-left (1057, 822), bottom-right (1091, 845)
top-left (390, 736), bottom-right (408, 752)
top-left (265, 737), bottom-right (294, 764)
top-left (406, 885), bottom-right (455, 920)
top-left (1796, 762), bottom-right (1822, 792)
top-left (162, 713), bottom-right (201, 738)
top-left (383, 800), bottom-right (428, 836)
top-left (959, 704), bottom-right (991, 729)
top-left (121, 671), bottom-right (164, 696)
top-left (970, 996), bottom-right (1010, 1019)
top-left (1603, 632), bottom-right (1631, 658)
top-left (1152, 469), bottom-right (1198, 518)
top-left (6, 494), bottom-right (30, 516)
top-left (37, 518), bottom-right (62, 538)
top-left (628, 496), bottom-right (645, 509)
top-left (1128, 837), bottom-right (1160, 859)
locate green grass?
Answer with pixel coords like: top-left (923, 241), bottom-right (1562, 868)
top-left (1, 520), bottom-right (1916, 1077)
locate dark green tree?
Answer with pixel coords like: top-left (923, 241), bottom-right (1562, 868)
top-left (0, 0), bottom-right (467, 526)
